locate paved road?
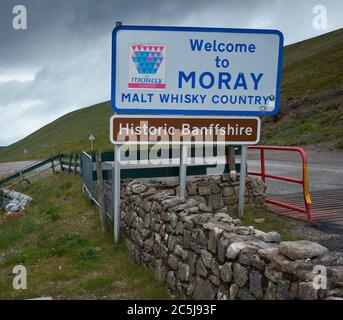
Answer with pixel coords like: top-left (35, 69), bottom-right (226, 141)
top-left (1, 148), bottom-right (342, 230)
top-left (0, 161), bottom-right (38, 177)
top-left (247, 147), bottom-right (343, 235)
top-left (247, 148), bottom-right (343, 195)
top-left (1, 147), bottom-right (342, 194)
top-left (102, 146), bottom-right (343, 196)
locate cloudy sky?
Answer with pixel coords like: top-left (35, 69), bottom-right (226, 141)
top-left (0, 0), bottom-right (342, 146)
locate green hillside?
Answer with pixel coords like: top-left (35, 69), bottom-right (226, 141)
top-left (0, 28), bottom-right (342, 162)
top-left (0, 101), bottom-right (113, 161)
top-left (262, 28), bottom-right (343, 147)
top-left (281, 28), bottom-right (343, 95)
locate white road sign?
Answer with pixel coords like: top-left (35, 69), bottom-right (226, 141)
top-left (111, 25), bottom-right (283, 116)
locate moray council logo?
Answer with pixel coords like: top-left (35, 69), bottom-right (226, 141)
top-left (128, 44), bottom-right (166, 89)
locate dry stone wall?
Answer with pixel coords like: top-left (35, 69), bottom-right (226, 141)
top-left (120, 175), bottom-right (343, 300)
top-left (120, 174), bottom-right (266, 215)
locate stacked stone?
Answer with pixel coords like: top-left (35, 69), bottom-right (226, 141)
top-left (121, 179), bottom-right (343, 300)
top-left (0, 189), bottom-right (32, 213)
top-left (118, 174), bottom-right (266, 214)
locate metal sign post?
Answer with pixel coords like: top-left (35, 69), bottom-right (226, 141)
top-left (89, 133), bottom-right (95, 151)
top-left (238, 145), bottom-right (248, 218)
top-left (113, 144), bottom-right (121, 243)
top-left (179, 144), bottom-right (188, 198)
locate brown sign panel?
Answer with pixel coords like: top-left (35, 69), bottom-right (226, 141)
top-left (110, 115), bottom-right (260, 145)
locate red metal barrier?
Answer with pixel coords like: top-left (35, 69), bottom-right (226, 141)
top-left (247, 146), bottom-right (312, 224)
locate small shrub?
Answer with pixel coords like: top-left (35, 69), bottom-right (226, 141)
top-left (48, 247), bottom-right (66, 257)
top-left (79, 247), bottom-right (97, 261)
top-left (54, 181), bottom-right (73, 197)
top-left (58, 181), bottom-right (73, 192)
top-left (54, 234), bottom-right (87, 252)
top-left (83, 277), bottom-right (112, 292)
top-left (63, 234), bottom-right (87, 247)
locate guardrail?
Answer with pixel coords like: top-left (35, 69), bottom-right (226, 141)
top-left (0, 154), bottom-right (60, 187)
top-left (247, 145), bottom-right (312, 223)
top-left (59, 153), bottom-right (81, 175)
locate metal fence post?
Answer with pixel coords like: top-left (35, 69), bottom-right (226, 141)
top-left (238, 145), bottom-right (248, 218)
top-left (69, 154), bottom-right (72, 173)
top-left (74, 154), bottom-right (78, 175)
top-left (59, 154), bottom-right (63, 172)
top-left (51, 158), bottom-right (55, 174)
top-left (19, 171), bottom-right (24, 185)
top-left (260, 149), bottom-right (266, 183)
top-left (179, 143), bottom-right (187, 198)
top-left (113, 144), bottom-right (121, 243)
top-left (80, 154), bottom-right (83, 176)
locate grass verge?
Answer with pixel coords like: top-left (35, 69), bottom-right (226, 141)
top-left (239, 209), bottom-right (306, 241)
top-left (0, 173), bottom-right (171, 300)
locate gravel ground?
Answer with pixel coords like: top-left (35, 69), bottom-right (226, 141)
top-left (291, 220), bottom-right (343, 251)
top-left (311, 219), bottom-right (343, 251)
top-left (271, 213), bottom-right (343, 251)
top-left (318, 237), bottom-right (343, 252)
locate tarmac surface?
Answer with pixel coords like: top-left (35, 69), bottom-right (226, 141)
top-left (0, 160), bottom-right (38, 177)
top-left (247, 147), bottom-right (343, 239)
top-left (247, 147), bottom-right (343, 195)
